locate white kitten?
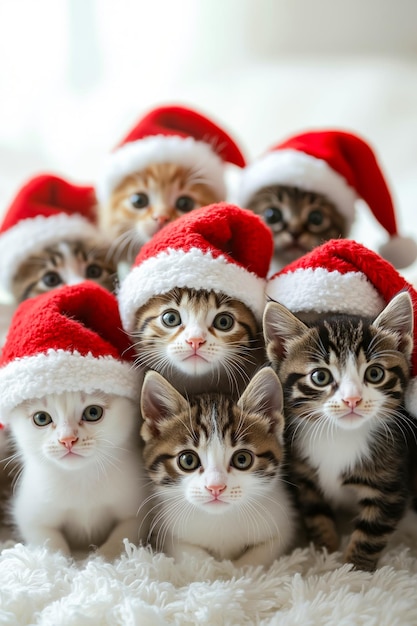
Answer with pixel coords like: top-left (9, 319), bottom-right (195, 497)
top-left (6, 390), bottom-right (147, 560)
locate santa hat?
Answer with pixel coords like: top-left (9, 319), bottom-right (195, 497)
top-left (0, 282), bottom-right (140, 414)
top-left (0, 174), bottom-right (104, 296)
top-left (237, 129), bottom-right (417, 269)
top-left (266, 238), bottom-right (417, 417)
top-left (96, 104), bottom-right (246, 204)
top-left (118, 202), bottom-right (274, 333)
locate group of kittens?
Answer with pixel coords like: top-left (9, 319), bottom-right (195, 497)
top-left (0, 103), bottom-right (416, 573)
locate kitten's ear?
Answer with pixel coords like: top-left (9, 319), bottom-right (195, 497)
top-left (263, 300), bottom-right (308, 363)
top-left (373, 291), bottom-right (414, 358)
top-left (238, 367), bottom-right (284, 436)
top-left (140, 371), bottom-right (188, 439)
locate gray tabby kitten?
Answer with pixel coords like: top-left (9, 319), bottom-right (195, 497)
top-left (246, 185), bottom-right (347, 271)
top-left (131, 287), bottom-right (266, 397)
top-left (140, 367), bottom-right (295, 567)
top-left (11, 240), bottom-right (117, 302)
top-left (263, 291), bottom-right (414, 571)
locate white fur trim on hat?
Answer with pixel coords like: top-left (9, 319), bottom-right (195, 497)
top-left (97, 135), bottom-right (226, 204)
top-left (0, 350), bottom-right (141, 414)
top-left (0, 213), bottom-right (104, 294)
top-left (237, 149), bottom-right (357, 224)
top-left (266, 267), bottom-right (385, 316)
top-left (118, 248), bottom-right (267, 333)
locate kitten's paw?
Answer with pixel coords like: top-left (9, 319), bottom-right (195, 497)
top-left (343, 547), bottom-right (378, 572)
top-left (95, 541), bottom-right (125, 562)
top-left (309, 524), bottom-right (340, 553)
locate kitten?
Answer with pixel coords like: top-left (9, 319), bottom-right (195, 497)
top-left (140, 367), bottom-right (295, 567)
top-left (99, 163), bottom-right (221, 264)
top-left (5, 391), bottom-right (146, 559)
top-left (11, 240), bottom-right (118, 302)
top-left (246, 185), bottom-right (347, 272)
top-left (131, 287), bottom-right (266, 397)
top-left (263, 291), bottom-right (414, 571)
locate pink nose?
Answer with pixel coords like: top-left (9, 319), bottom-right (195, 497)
top-left (187, 337), bottom-right (206, 350)
top-left (343, 396), bottom-right (362, 409)
top-left (206, 483), bottom-right (226, 497)
top-left (153, 214), bottom-right (170, 225)
top-left (59, 435), bottom-right (79, 450)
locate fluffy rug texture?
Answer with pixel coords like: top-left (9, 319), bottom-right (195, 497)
top-left (1, 514), bottom-right (417, 625)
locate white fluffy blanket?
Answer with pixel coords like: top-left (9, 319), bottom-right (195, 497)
top-left (1, 515), bottom-right (417, 625)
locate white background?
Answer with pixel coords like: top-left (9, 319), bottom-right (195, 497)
top-left (1, 0), bottom-right (417, 280)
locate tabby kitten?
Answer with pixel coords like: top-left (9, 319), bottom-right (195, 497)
top-left (100, 163), bottom-right (220, 264)
top-left (131, 287), bottom-right (266, 397)
top-left (5, 391), bottom-right (146, 559)
top-left (246, 185), bottom-right (347, 272)
top-left (11, 240), bottom-right (117, 302)
top-left (140, 367), bottom-right (295, 567)
top-left (263, 291), bottom-right (414, 571)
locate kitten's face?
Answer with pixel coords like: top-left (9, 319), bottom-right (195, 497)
top-left (9, 391), bottom-right (138, 470)
top-left (100, 163), bottom-right (220, 263)
top-left (11, 240), bottom-right (117, 302)
top-left (263, 293), bottom-right (413, 431)
top-left (247, 185), bottom-right (348, 267)
top-left (132, 288), bottom-right (263, 393)
top-left (140, 368), bottom-right (284, 516)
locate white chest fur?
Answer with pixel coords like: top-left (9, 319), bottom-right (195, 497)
top-left (296, 419), bottom-right (375, 507)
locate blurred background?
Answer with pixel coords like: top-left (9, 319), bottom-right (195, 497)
top-left (1, 0), bottom-right (417, 276)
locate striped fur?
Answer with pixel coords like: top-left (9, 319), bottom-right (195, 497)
top-left (247, 184), bottom-right (347, 270)
top-left (99, 163), bottom-right (219, 263)
top-left (140, 367), bottom-right (295, 566)
top-left (131, 287), bottom-right (266, 396)
top-left (11, 240), bottom-right (117, 302)
top-left (263, 291), bottom-right (414, 571)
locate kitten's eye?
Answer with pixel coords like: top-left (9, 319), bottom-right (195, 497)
top-left (33, 411), bottom-right (53, 427)
top-left (311, 368), bottom-right (333, 386)
top-left (175, 195), bottom-right (196, 212)
top-left (42, 271), bottom-right (62, 288)
top-left (130, 193), bottom-right (149, 209)
top-left (178, 451), bottom-right (200, 471)
top-left (364, 365), bottom-right (385, 384)
top-left (264, 207), bottom-right (284, 225)
top-left (161, 310), bottom-right (182, 327)
top-left (307, 209), bottom-right (324, 226)
top-left (231, 450), bottom-right (254, 470)
top-left (82, 405), bottom-right (103, 422)
top-left (213, 313), bottom-right (234, 331)
top-left (86, 264), bottom-right (103, 279)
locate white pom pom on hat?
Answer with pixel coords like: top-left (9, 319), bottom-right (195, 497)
top-left (237, 129), bottom-right (417, 269)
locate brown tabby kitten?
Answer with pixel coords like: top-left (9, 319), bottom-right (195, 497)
top-left (140, 367), bottom-right (295, 566)
top-left (99, 163), bottom-right (220, 264)
top-left (246, 185), bottom-right (347, 271)
top-left (131, 287), bottom-right (266, 397)
top-left (263, 291), bottom-right (414, 571)
top-left (11, 240), bottom-right (117, 302)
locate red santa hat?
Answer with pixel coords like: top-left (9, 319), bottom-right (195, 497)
top-left (266, 238), bottom-right (417, 417)
top-left (0, 282), bottom-right (140, 414)
top-left (0, 174), bottom-right (104, 296)
top-left (237, 129), bottom-right (417, 270)
top-left (96, 104), bottom-right (246, 204)
top-left (118, 202), bottom-right (274, 333)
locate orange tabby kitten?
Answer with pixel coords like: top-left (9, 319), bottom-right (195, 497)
top-left (99, 163), bottom-right (220, 264)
